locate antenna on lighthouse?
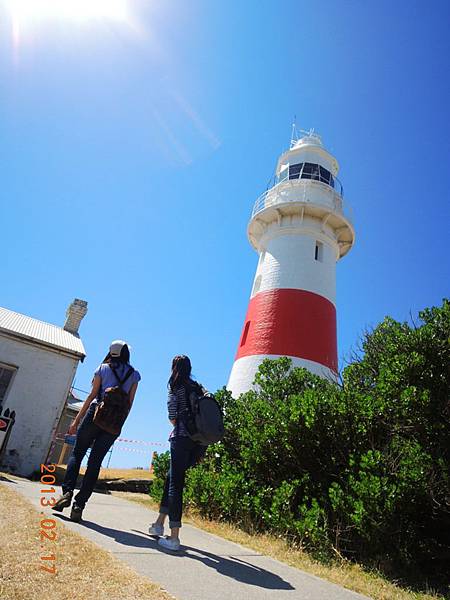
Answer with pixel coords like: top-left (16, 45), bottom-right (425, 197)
top-left (290, 117), bottom-right (300, 148)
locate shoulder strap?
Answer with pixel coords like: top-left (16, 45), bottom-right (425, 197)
top-left (192, 381), bottom-right (204, 396)
top-left (121, 367), bottom-right (134, 386)
top-left (110, 365), bottom-right (134, 389)
top-left (185, 381), bottom-right (203, 416)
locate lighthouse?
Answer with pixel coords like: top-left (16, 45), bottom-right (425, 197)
top-left (227, 129), bottom-right (355, 397)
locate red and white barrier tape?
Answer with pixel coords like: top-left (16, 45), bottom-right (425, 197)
top-left (113, 446), bottom-right (154, 454)
top-left (117, 438), bottom-right (169, 446)
top-left (55, 434), bottom-right (168, 447)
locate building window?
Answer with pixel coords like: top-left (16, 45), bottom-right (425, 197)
top-left (240, 321), bottom-right (251, 347)
top-left (315, 241), bottom-right (324, 262)
top-left (0, 363), bottom-right (16, 403)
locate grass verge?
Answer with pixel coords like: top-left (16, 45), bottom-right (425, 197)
top-left (55, 465), bottom-right (154, 481)
top-left (0, 480), bottom-right (173, 600)
top-left (117, 492), bottom-right (446, 600)
top-left (80, 467), bottom-right (154, 481)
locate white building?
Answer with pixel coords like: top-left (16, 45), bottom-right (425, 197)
top-left (0, 299), bottom-right (87, 475)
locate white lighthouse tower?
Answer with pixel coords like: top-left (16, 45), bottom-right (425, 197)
top-left (227, 129), bottom-right (355, 397)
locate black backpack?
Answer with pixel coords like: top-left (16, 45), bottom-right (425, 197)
top-left (93, 365), bottom-right (134, 435)
top-left (179, 382), bottom-right (225, 446)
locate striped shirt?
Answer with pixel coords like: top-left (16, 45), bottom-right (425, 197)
top-left (168, 380), bottom-right (202, 439)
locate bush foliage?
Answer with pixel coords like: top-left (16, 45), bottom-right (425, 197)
top-left (150, 300), bottom-right (450, 588)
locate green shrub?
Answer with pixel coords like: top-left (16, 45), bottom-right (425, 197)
top-left (149, 450), bottom-right (169, 502)
top-left (150, 299), bottom-right (450, 591)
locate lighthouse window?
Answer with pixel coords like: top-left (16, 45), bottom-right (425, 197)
top-left (319, 166), bottom-right (333, 186)
top-left (315, 241), bottom-right (324, 262)
top-left (302, 162), bottom-right (320, 180)
top-left (240, 321), bottom-right (251, 347)
top-left (287, 162), bottom-right (335, 188)
top-left (288, 163), bottom-right (303, 180)
top-left (278, 164), bottom-right (289, 183)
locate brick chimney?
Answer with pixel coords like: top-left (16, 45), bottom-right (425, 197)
top-left (63, 299), bottom-right (88, 334)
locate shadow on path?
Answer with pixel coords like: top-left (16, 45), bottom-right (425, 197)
top-left (0, 475), bottom-right (17, 483)
top-left (54, 515), bottom-right (155, 549)
top-left (133, 529), bottom-right (295, 591)
top-left (181, 545), bottom-right (294, 590)
top-left (52, 516), bottom-right (295, 591)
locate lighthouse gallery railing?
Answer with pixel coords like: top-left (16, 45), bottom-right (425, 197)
top-left (251, 179), bottom-right (353, 224)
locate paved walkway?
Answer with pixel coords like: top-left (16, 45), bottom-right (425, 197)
top-left (2, 476), bottom-right (370, 600)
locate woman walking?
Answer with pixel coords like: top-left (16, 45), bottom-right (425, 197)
top-left (53, 340), bottom-right (141, 521)
top-left (149, 355), bottom-right (207, 551)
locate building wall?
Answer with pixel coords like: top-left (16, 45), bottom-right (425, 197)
top-left (0, 335), bottom-right (78, 475)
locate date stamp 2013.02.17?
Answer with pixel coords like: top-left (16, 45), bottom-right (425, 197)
top-left (39, 463), bottom-right (58, 574)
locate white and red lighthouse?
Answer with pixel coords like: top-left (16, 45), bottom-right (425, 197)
top-left (227, 130), bottom-right (355, 397)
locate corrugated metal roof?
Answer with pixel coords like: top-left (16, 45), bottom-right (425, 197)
top-left (0, 306), bottom-right (86, 357)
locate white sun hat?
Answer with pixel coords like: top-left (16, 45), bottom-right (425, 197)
top-left (109, 339), bottom-right (128, 357)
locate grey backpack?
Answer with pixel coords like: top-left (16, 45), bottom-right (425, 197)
top-left (181, 383), bottom-right (224, 446)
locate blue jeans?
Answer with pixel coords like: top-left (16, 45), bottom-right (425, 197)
top-left (62, 404), bottom-right (117, 509)
top-left (160, 436), bottom-right (206, 528)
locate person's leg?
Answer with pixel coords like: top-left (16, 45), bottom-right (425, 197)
top-left (167, 438), bottom-right (193, 536)
top-left (187, 443), bottom-right (207, 470)
top-left (148, 473), bottom-right (169, 534)
top-left (56, 406), bottom-right (97, 504)
top-left (73, 428), bottom-right (117, 510)
top-left (158, 439), bottom-right (204, 550)
top-left (165, 444), bottom-right (205, 537)
top-left (155, 444), bottom-right (204, 529)
top-left (157, 473), bottom-right (170, 524)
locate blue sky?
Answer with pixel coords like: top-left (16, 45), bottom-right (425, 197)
top-left (1, 1), bottom-right (449, 467)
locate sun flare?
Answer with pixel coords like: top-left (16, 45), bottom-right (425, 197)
top-left (5, 0), bottom-right (130, 52)
top-left (7, 0), bottom-right (128, 24)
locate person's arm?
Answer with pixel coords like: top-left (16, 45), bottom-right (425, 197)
top-left (128, 382), bottom-right (138, 410)
top-left (67, 376), bottom-right (101, 435)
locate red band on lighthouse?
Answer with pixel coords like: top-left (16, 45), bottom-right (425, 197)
top-left (235, 288), bottom-right (337, 372)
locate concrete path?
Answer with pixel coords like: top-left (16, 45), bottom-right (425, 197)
top-left (2, 476), bottom-right (370, 600)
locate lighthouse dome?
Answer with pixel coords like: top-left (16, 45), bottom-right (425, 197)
top-left (277, 132), bottom-right (339, 178)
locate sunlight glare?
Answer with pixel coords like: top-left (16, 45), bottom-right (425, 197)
top-left (8, 0), bottom-right (128, 23)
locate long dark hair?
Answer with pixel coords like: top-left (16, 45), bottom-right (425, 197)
top-left (168, 355), bottom-right (192, 391)
top-left (102, 344), bottom-right (130, 365)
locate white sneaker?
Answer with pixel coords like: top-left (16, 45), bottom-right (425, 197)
top-left (158, 536), bottom-right (181, 551)
top-left (148, 523), bottom-right (164, 536)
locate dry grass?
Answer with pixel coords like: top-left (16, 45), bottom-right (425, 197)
top-left (0, 482), bottom-right (173, 600)
top-left (80, 467), bottom-right (154, 481)
top-left (118, 493), bottom-right (446, 600)
top-left (55, 465), bottom-right (154, 481)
